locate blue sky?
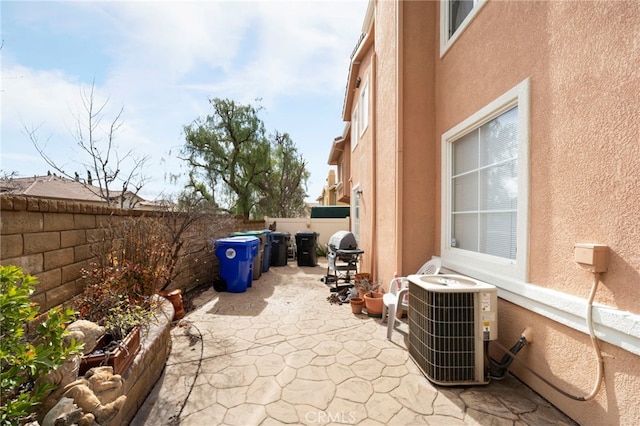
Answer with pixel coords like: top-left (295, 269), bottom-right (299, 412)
top-left (1, 0), bottom-right (369, 202)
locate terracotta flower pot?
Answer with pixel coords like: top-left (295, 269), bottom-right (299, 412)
top-left (159, 289), bottom-right (185, 320)
top-left (354, 272), bottom-right (371, 283)
top-left (350, 297), bottom-right (364, 314)
top-left (363, 291), bottom-right (384, 317)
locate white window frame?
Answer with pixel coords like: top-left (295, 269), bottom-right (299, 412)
top-left (440, 0), bottom-right (487, 57)
top-left (352, 185), bottom-right (361, 243)
top-left (359, 78), bottom-right (369, 136)
top-left (351, 105), bottom-right (359, 151)
top-left (441, 78), bottom-right (530, 284)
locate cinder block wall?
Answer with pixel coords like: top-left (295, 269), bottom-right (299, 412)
top-left (0, 195), bottom-right (226, 310)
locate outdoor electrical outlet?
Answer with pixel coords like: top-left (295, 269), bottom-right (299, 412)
top-left (574, 243), bottom-right (609, 273)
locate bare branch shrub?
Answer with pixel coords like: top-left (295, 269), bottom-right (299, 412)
top-left (154, 199), bottom-right (235, 291)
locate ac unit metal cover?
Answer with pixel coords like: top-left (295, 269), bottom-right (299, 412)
top-left (407, 274), bottom-right (498, 386)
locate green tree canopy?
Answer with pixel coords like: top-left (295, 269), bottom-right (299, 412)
top-left (181, 98), bottom-right (309, 219)
top-left (255, 131), bottom-right (309, 218)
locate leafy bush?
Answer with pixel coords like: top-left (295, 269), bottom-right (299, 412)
top-left (316, 243), bottom-right (328, 257)
top-left (0, 266), bottom-right (82, 426)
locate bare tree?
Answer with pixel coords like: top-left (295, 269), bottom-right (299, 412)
top-left (155, 193), bottom-right (234, 291)
top-left (25, 82), bottom-right (150, 208)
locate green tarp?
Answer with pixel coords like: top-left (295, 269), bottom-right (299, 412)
top-left (310, 206), bottom-right (350, 218)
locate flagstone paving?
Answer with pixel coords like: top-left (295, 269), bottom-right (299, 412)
top-left (132, 261), bottom-right (576, 425)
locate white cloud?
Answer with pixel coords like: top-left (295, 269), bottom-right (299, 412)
top-left (3, 65), bottom-right (82, 136)
top-left (1, 0), bottom-right (369, 201)
top-left (94, 1), bottom-right (365, 103)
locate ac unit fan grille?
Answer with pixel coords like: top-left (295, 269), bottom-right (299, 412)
top-left (409, 285), bottom-right (478, 384)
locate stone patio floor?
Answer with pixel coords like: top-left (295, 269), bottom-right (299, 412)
top-left (132, 261), bottom-right (577, 426)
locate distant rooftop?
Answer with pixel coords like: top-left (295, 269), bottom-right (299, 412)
top-left (0, 174), bottom-right (149, 209)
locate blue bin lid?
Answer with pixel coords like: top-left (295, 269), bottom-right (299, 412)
top-left (214, 236), bottom-right (259, 258)
top-left (215, 236), bottom-right (259, 246)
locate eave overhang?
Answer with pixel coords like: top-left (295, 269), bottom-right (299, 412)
top-left (341, 2), bottom-right (375, 121)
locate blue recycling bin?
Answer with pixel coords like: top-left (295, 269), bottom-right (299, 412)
top-left (231, 231), bottom-right (265, 280)
top-left (262, 230), bottom-right (273, 273)
top-left (214, 236), bottom-right (259, 293)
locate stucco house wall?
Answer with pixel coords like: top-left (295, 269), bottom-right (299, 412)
top-left (433, 2), bottom-right (640, 423)
top-left (339, 1), bottom-right (640, 424)
top-left (372, 0), bottom-right (399, 282)
top-left (399, 0), bottom-right (438, 277)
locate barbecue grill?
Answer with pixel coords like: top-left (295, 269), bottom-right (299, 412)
top-left (326, 231), bottom-right (364, 291)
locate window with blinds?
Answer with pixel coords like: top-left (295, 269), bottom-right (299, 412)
top-left (441, 78), bottom-right (530, 283)
top-left (451, 107), bottom-right (518, 260)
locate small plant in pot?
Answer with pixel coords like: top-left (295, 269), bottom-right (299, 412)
top-left (354, 276), bottom-right (384, 317)
top-left (73, 278), bottom-right (157, 376)
top-left (354, 275), bottom-right (380, 298)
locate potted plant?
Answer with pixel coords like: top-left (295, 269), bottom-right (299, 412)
top-left (354, 275), bottom-right (383, 317)
top-left (77, 297), bottom-right (154, 375)
top-left (157, 288), bottom-right (185, 320)
top-left (349, 297), bottom-right (364, 314)
top-left (354, 273), bottom-right (372, 297)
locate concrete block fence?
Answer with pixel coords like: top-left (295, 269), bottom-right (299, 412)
top-left (0, 195), bottom-right (236, 311)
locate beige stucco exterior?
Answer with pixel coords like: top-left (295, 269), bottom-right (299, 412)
top-left (331, 1), bottom-right (640, 424)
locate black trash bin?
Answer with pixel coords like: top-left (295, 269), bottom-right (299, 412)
top-left (296, 231), bottom-right (318, 267)
top-left (270, 232), bottom-right (290, 266)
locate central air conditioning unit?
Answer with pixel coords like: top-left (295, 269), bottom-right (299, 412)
top-left (407, 274), bottom-right (498, 386)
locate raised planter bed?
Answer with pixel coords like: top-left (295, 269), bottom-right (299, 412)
top-left (110, 296), bottom-right (174, 425)
top-left (79, 326), bottom-right (142, 376)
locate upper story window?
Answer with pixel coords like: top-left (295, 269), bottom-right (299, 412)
top-left (440, 0), bottom-right (486, 56)
top-left (359, 78), bottom-right (369, 136)
top-left (352, 105), bottom-right (359, 150)
top-left (441, 78), bottom-right (530, 283)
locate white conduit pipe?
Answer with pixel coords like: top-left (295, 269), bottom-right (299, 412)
top-left (582, 272), bottom-right (605, 401)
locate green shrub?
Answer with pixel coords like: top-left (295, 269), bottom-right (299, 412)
top-left (316, 243), bottom-right (328, 257)
top-left (0, 266), bottom-right (82, 426)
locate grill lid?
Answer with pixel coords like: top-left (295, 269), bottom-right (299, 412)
top-left (328, 230), bottom-right (358, 251)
